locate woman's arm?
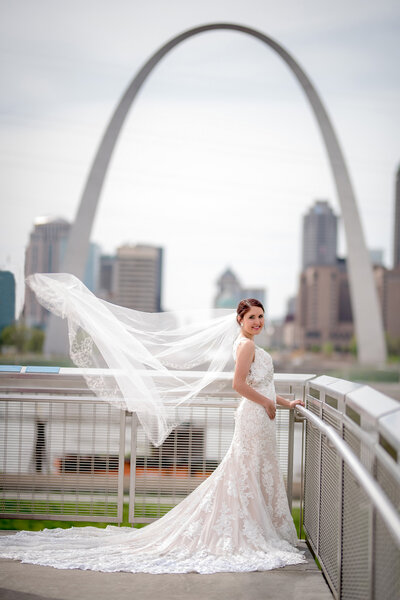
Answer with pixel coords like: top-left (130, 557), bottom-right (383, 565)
top-left (233, 339), bottom-right (276, 420)
top-left (276, 394), bottom-right (305, 410)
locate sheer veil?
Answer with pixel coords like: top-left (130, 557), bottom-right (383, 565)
top-left (26, 273), bottom-right (239, 446)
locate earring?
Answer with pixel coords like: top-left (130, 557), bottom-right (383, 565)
top-left (240, 323), bottom-right (243, 327)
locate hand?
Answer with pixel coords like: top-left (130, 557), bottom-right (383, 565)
top-left (264, 398), bottom-right (276, 420)
top-left (290, 399), bottom-right (305, 410)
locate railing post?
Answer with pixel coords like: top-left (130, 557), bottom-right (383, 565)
top-left (117, 409), bottom-right (127, 524)
top-left (287, 406), bottom-right (295, 512)
top-left (129, 413), bottom-right (138, 525)
top-left (368, 455), bottom-right (377, 600)
top-left (338, 420), bottom-right (344, 599)
top-left (299, 414), bottom-right (305, 540)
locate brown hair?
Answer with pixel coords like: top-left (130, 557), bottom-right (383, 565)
top-left (236, 298), bottom-right (265, 325)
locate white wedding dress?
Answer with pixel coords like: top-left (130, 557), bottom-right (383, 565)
top-left (0, 336), bottom-right (305, 574)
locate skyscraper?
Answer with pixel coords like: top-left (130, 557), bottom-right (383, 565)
top-left (214, 268), bottom-right (243, 308)
top-left (295, 201), bottom-right (353, 350)
top-left (24, 217), bottom-right (101, 328)
top-left (214, 268), bottom-right (266, 310)
top-left (24, 217), bottom-right (71, 328)
top-left (115, 244), bottom-right (163, 312)
top-left (302, 200), bottom-right (337, 269)
top-left (98, 255), bottom-right (116, 302)
top-left (394, 165), bottom-right (400, 269)
top-left (0, 271), bottom-right (16, 332)
top-left (296, 261), bottom-right (354, 350)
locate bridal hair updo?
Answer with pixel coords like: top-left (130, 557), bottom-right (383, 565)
top-left (236, 298), bottom-right (265, 326)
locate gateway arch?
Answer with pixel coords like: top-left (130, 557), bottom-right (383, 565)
top-left (46, 23), bottom-right (387, 364)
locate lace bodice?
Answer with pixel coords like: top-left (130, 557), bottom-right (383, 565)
top-left (233, 336), bottom-right (274, 390)
top-left (0, 336), bottom-right (303, 574)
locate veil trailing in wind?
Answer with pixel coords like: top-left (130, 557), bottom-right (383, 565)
top-left (26, 273), bottom-right (239, 446)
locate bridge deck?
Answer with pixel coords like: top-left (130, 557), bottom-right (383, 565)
top-left (0, 534), bottom-right (332, 600)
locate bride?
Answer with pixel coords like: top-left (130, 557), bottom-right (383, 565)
top-left (0, 282), bottom-right (305, 574)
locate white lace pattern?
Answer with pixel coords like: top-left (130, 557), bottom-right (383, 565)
top-left (0, 336), bottom-right (305, 574)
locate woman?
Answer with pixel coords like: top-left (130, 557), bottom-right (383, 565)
top-left (0, 284), bottom-right (305, 573)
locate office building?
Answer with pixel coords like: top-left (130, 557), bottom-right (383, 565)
top-left (98, 255), bottom-right (116, 302)
top-left (296, 260), bottom-right (354, 350)
top-left (115, 244), bottom-right (163, 312)
top-left (394, 165), bottom-right (400, 269)
top-left (214, 268), bottom-right (243, 309)
top-left (214, 268), bottom-right (266, 310)
top-left (0, 271), bottom-right (16, 332)
top-left (302, 200), bottom-right (337, 269)
top-left (24, 216), bottom-right (101, 327)
top-left (24, 217), bottom-right (71, 328)
top-left (374, 265), bottom-right (400, 340)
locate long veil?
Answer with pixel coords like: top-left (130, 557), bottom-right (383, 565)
top-left (26, 273), bottom-right (239, 446)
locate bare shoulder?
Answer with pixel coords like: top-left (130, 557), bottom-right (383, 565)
top-left (236, 337), bottom-right (255, 359)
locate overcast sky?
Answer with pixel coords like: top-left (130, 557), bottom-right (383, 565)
top-left (1, 0), bottom-right (399, 318)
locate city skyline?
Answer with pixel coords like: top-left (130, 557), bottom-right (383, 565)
top-left (1, 1), bottom-right (399, 319)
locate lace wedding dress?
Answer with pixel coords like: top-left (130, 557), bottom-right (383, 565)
top-left (0, 336), bottom-right (305, 574)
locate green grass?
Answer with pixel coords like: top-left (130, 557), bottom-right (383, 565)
top-left (291, 506), bottom-right (305, 539)
top-left (0, 500), bottom-right (174, 531)
top-left (1, 500), bottom-right (304, 537)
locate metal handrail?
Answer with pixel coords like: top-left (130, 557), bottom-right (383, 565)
top-left (296, 405), bottom-right (400, 548)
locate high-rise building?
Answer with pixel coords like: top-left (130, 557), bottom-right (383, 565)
top-left (24, 217), bottom-right (71, 327)
top-left (115, 244), bottom-right (163, 312)
top-left (84, 242), bottom-right (101, 293)
top-left (24, 216), bottom-right (101, 327)
top-left (373, 265), bottom-right (400, 340)
top-left (214, 268), bottom-right (243, 309)
top-left (214, 268), bottom-right (266, 310)
top-left (295, 200), bottom-right (354, 350)
top-left (0, 271), bottom-right (16, 332)
top-left (98, 255), bottom-right (116, 302)
top-left (296, 260), bottom-right (354, 350)
top-left (282, 296), bottom-right (298, 348)
top-left (394, 165), bottom-right (400, 269)
top-left (214, 268), bottom-right (268, 344)
top-left (302, 200), bottom-right (337, 269)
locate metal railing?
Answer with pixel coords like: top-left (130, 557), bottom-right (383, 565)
top-left (300, 378), bottom-right (400, 600)
top-left (0, 395), bottom-right (125, 522)
top-left (1, 366), bottom-right (399, 600)
top-left (0, 368), bottom-right (311, 524)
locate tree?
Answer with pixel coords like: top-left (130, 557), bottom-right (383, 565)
top-left (0, 324), bottom-right (30, 352)
top-left (27, 329), bottom-right (45, 353)
top-left (0, 324), bottom-right (45, 353)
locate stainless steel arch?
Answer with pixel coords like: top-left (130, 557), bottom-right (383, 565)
top-left (46, 22), bottom-right (386, 364)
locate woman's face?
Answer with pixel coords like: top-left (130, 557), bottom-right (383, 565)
top-left (239, 306), bottom-right (264, 337)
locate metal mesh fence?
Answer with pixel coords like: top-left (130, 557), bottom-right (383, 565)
top-left (302, 384), bottom-right (400, 600)
top-left (0, 398), bottom-right (124, 522)
top-left (319, 440), bottom-right (341, 595)
top-left (374, 511), bottom-right (400, 600)
top-left (1, 394), bottom-right (295, 526)
top-left (341, 464), bottom-right (371, 600)
top-left (375, 449), bottom-right (400, 510)
top-left (303, 417), bottom-right (320, 549)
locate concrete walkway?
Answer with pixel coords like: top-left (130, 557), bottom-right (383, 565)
top-left (0, 534), bottom-right (332, 600)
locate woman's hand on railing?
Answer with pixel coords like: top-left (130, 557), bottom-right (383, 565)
top-left (289, 399), bottom-right (305, 410)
